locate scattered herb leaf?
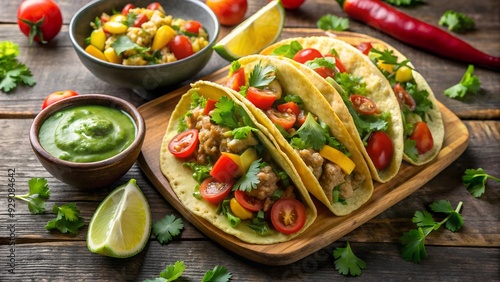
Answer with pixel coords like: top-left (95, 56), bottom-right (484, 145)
top-left (444, 65), bottom-right (481, 99)
top-left (333, 242), bottom-right (366, 276)
top-left (45, 203), bottom-right (85, 234)
top-left (14, 177), bottom-right (50, 214)
top-left (439, 10), bottom-right (475, 33)
top-left (152, 214), bottom-right (184, 245)
top-left (383, 0), bottom-right (423, 6)
top-left (317, 14), bottom-right (349, 31)
top-left (462, 168), bottom-right (500, 198)
top-left (0, 41), bottom-right (36, 93)
top-left (201, 265), bottom-right (232, 282)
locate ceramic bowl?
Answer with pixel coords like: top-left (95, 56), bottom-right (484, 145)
top-left (29, 94), bottom-right (145, 190)
top-left (69, 0), bottom-right (220, 94)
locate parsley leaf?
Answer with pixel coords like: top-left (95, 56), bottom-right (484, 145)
top-left (400, 200), bottom-right (464, 263)
top-left (152, 214), bottom-right (184, 245)
top-left (293, 113), bottom-right (327, 151)
top-left (462, 168), bottom-right (500, 198)
top-left (333, 242), bottom-right (366, 276)
top-left (14, 177), bottom-right (50, 214)
top-left (248, 63), bottom-right (276, 88)
top-left (439, 10), bottom-right (475, 33)
top-left (45, 203), bottom-right (85, 234)
top-left (383, 0), bottom-right (423, 6)
top-left (0, 41), bottom-right (36, 93)
top-left (201, 265), bottom-right (232, 282)
top-left (111, 35), bottom-right (149, 56)
top-left (211, 96), bottom-right (240, 129)
top-left (317, 14), bottom-right (349, 31)
top-left (444, 65), bottom-right (481, 99)
top-left (270, 40), bottom-right (303, 59)
top-left (230, 125), bottom-right (257, 139)
top-left (144, 260), bottom-right (186, 282)
top-left (233, 159), bottom-right (262, 192)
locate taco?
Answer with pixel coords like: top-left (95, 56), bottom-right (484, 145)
top-left (223, 54), bottom-right (374, 216)
top-left (356, 40), bottom-right (444, 165)
top-left (160, 81), bottom-right (317, 244)
top-left (260, 36), bottom-right (404, 183)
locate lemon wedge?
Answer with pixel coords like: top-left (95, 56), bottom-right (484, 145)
top-left (87, 179), bottom-right (151, 258)
top-left (213, 0), bottom-right (285, 61)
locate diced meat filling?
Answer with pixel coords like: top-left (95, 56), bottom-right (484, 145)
top-left (296, 148), bottom-right (323, 179)
top-left (247, 166), bottom-right (279, 200)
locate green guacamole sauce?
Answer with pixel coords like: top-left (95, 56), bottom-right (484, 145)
top-left (39, 105), bottom-right (136, 162)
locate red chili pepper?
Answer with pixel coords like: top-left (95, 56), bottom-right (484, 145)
top-left (336, 0), bottom-right (500, 71)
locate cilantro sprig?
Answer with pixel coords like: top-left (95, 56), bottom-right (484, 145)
top-left (444, 65), bottom-right (481, 99)
top-left (152, 214), bottom-right (184, 245)
top-left (14, 177), bottom-right (50, 214)
top-left (144, 261), bottom-right (187, 282)
top-left (400, 200), bottom-right (464, 263)
top-left (201, 265), bottom-right (232, 282)
top-left (0, 41), bottom-right (36, 93)
top-left (439, 10), bottom-right (475, 33)
top-left (462, 168), bottom-right (500, 198)
top-left (233, 159), bottom-right (262, 192)
top-left (317, 14), bottom-right (349, 31)
top-left (45, 203), bottom-right (85, 234)
top-left (333, 242), bottom-right (366, 276)
top-left (248, 63), bottom-right (276, 88)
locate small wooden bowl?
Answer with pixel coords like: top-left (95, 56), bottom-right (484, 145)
top-left (29, 94), bottom-right (145, 190)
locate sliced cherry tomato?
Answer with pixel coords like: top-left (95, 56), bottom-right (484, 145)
top-left (292, 48), bottom-right (323, 64)
top-left (17, 0), bottom-right (63, 45)
top-left (41, 90), bottom-right (78, 109)
top-left (270, 198), bottom-right (306, 235)
top-left (410, 121), bottom-right (434, 154)
top-left (280, 0), bottom-right (305, 9)
top-left (314, 66), bottom-right (335, 79)
top-left (366, 131), bottom-right (394, 171)
top-left (211, 154), bottom-right (240, 183)
top-left (246, 86), bottom-right (278, 110)
top-left (147, 2), bottom-right (162, 10)
top-left (168, 129), bottom-right (199, 159)
top-left (356, 42), bottom-right (373, 55)
top-left (168, 35), bottom-right (194, 60)
top-left (393, 83), bottom-right (416, 111)
top-left (266, 108), bottom-right (297, 131)
top-left (234, 190), bottom-right (263, 212)
top-left (277, 101), bottom-right (301, 117)
top-left (184, 20), bottom-right (202, 33)
top-left (296, 110), bottom-right (307, 128)
top-left (349, 94), bottom-right (379, 115)
top-left (133, 13), bottom-right (148, 27)
top-left (121, 3), bottom-right (135, 15)
top-left (203, 99), bottom-right (218, 115)
top-left (225, 68), bottom-right (246, 91)
top-left (324, 54), bottom-right (347, 73)
top-left (199, 177), bottom-right (233, 205)
top-left (206, 0), bottom-right (248, 26)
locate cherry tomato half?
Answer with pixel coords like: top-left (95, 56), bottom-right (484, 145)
top-left (225, 68), bottom-right (246, 91)
top-left (277, 101), bottom-right (301, 117)
top-left (168, 129), bottom-right (199, 159)
top-left (247, 86), bottom-right (277, 110)
top-left (206, 0), bottom-right (248, 26)
top-left (349, 94), bottom-right (379, 115)
top-left (292, 48), bottom-right (323, 64)
top-left (266, 108), bottom-right (297, 131)
top-left (314, 66), bottom-right (335, 79)
top-left (210, 153), bottom-right (240, 183)
top-left (366, 131), bottom-right (394, 171)
top-left (41, 90), bottom-right (78, 109)
top-left (410, 121), bottom-right (434, 154)
top-left (199, 177), bottom-right (233, 205)
top-left (168, 35), bottom-right (194, 60)
top-left (133, 13), bottom-right (148, 28)
top-left (147, 2), bottom-right (162, 10)
top-left (17, 0), bottom-right (63, 44)
top-left (356, 42), bottom-right (373, 55)
top-left (280, 0), bottom-right (306, 9)
top-left (121, 3), bottom-right (135, 15)
top-left (234, 190), bottom-right (263, 212)
top-left (393, 83), bottom-right (416, 111)
top-left (270, 198), bottom-right (307, 235)
top-left (184, 20), bottom-right (202, 33)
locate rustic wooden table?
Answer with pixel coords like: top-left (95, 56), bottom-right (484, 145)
top-left (1, 0), bottom-right (499, 281)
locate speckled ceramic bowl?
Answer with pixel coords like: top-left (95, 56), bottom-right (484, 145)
top-left (69, 0), bottom-right (220, 94)
top-left (29, 94), bottom-right (145, 190)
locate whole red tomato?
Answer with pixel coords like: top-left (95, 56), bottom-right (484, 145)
top-left (206, 0), bottom-right (248, 26)
top-left (17, 0), bottom-right (63, 44)
top-left (280, 0), bottom-right (305, 9)
top-left (42, 90), bottom-right (78, 109)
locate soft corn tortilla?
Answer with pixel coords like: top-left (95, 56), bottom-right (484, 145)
top-left (261, 36), bottom-right (404, 183)
top-left (160, 81), bottom-right (317, 244)
top-left (231, 55), bottom-right (374, 216)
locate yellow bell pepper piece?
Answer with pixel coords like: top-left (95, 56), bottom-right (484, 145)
top-left (85, 45), bottom-right (108, 62)
top-left (90, 28), bottom-right (106, 51)
top-left (104, 48), bottom-right (122, 64)
top-left (239, 148), bottom-right (258, 173)
top-left (230, 198), bottom-right (253, 220)
top-left (395, 65), bottom-right (413, 82)
top-left (103, 21), bottom-right (128, 34)
top-left (151, 25), bottom-right (176, 51)
top-left (319, 145), bottom-right (356, 174)
top-left (377, 61), bottom-right (394, 73)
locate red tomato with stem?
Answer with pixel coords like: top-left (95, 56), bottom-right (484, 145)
top-left (410, 121), bottom-right (434, 154)
top-left (17, 0), bottom-right (63, 44)
top-left (246, 86), bottom-right (277, 110)
top-left (168, 129), bottom-right (199, 159)
top-left (184, 20), bottom-right (203, 33)
top-left (349, 94), bottom-right (379, 115)
top-left (292, 48), bottom-right (323, 64)
top-left (206, 0), bottom-right (248, 26)
top-left (366, 131), bottom-right (394, 171)
top-left (168, 35), bottom-right (194, 60)
top-left (41, 90), bottom-right (78, 109)
top-left (270, 198), bottom-right (307, 234)
top-left (280, 0), bottom-right (305, 10)
top-left (265, 108), bottom-right (297, 131)
top-left (199, 177), bottom-right (233, 205)
top-left (234, 190), bottom-right (263, 212)
top-left (225, 68), bottom-right (246, 91)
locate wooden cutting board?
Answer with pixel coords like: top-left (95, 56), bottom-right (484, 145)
top-left (136, 33), bottom-right (469, 266)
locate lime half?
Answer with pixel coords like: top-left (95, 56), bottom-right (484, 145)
top-left (213, 0), bottom-right (285, 61)
top-left (87, 179), bottom-right (151, 258)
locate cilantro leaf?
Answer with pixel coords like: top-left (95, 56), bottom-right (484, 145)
top-left (211, 96), bottom-right (239, 129)
top-left (201, 265), bottom-right (232, 282)
top-left (383, 0), bottom-right (423, 6)
top-left (233, 159), bottom-right (262, 192)
top-left (430, 200), bottom-right (464, 232)
top-left (248, 63), bottom-right (276, 88)
top-left (45, 203), bottom-right (85, 234)
top-left (230, 126), bottom-right (257, 139)
top-left (462, 168), bottom-right (500, 198)
top-left (439, 10), bottom-right (475, 33)
top-left (333, 242), bottom-right (366, 276)
top-left (412, 210), bottom-right (436, 228)
top-left (293, 113), bottom-right (327, 151)
top-left (400, 227), bottom-right (428, 263)
top-left (111, 35), bottom-right (149, 56)
top-left (14, 177), bottom-right (50, 214)
top-left (444, 65), bottom-right (481, 99)
top-left (0, 41), bottom-right (36, 93)
top-left (403, 138), bottom-right (419, 162)
top-left (270, 40), bottom-right (303, 59)
top-left (304, 57), bottom-right (337, 71)
top-left (317, 14), bottom-right (349, 31)
top-left (152, 214), bottom-right (184, 245)
top-left (144, 261), bottom-right (186, 282)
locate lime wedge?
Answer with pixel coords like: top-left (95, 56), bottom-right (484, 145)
top-left (87, 179), bottom-right (151, 258)
top-left (213, 0), bottom-right (285, 61)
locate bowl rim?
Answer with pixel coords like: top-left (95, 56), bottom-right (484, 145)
top-left (30, 94), bottom-right (146, 168)
top-left (68, 0), bottom-right (220, 69)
